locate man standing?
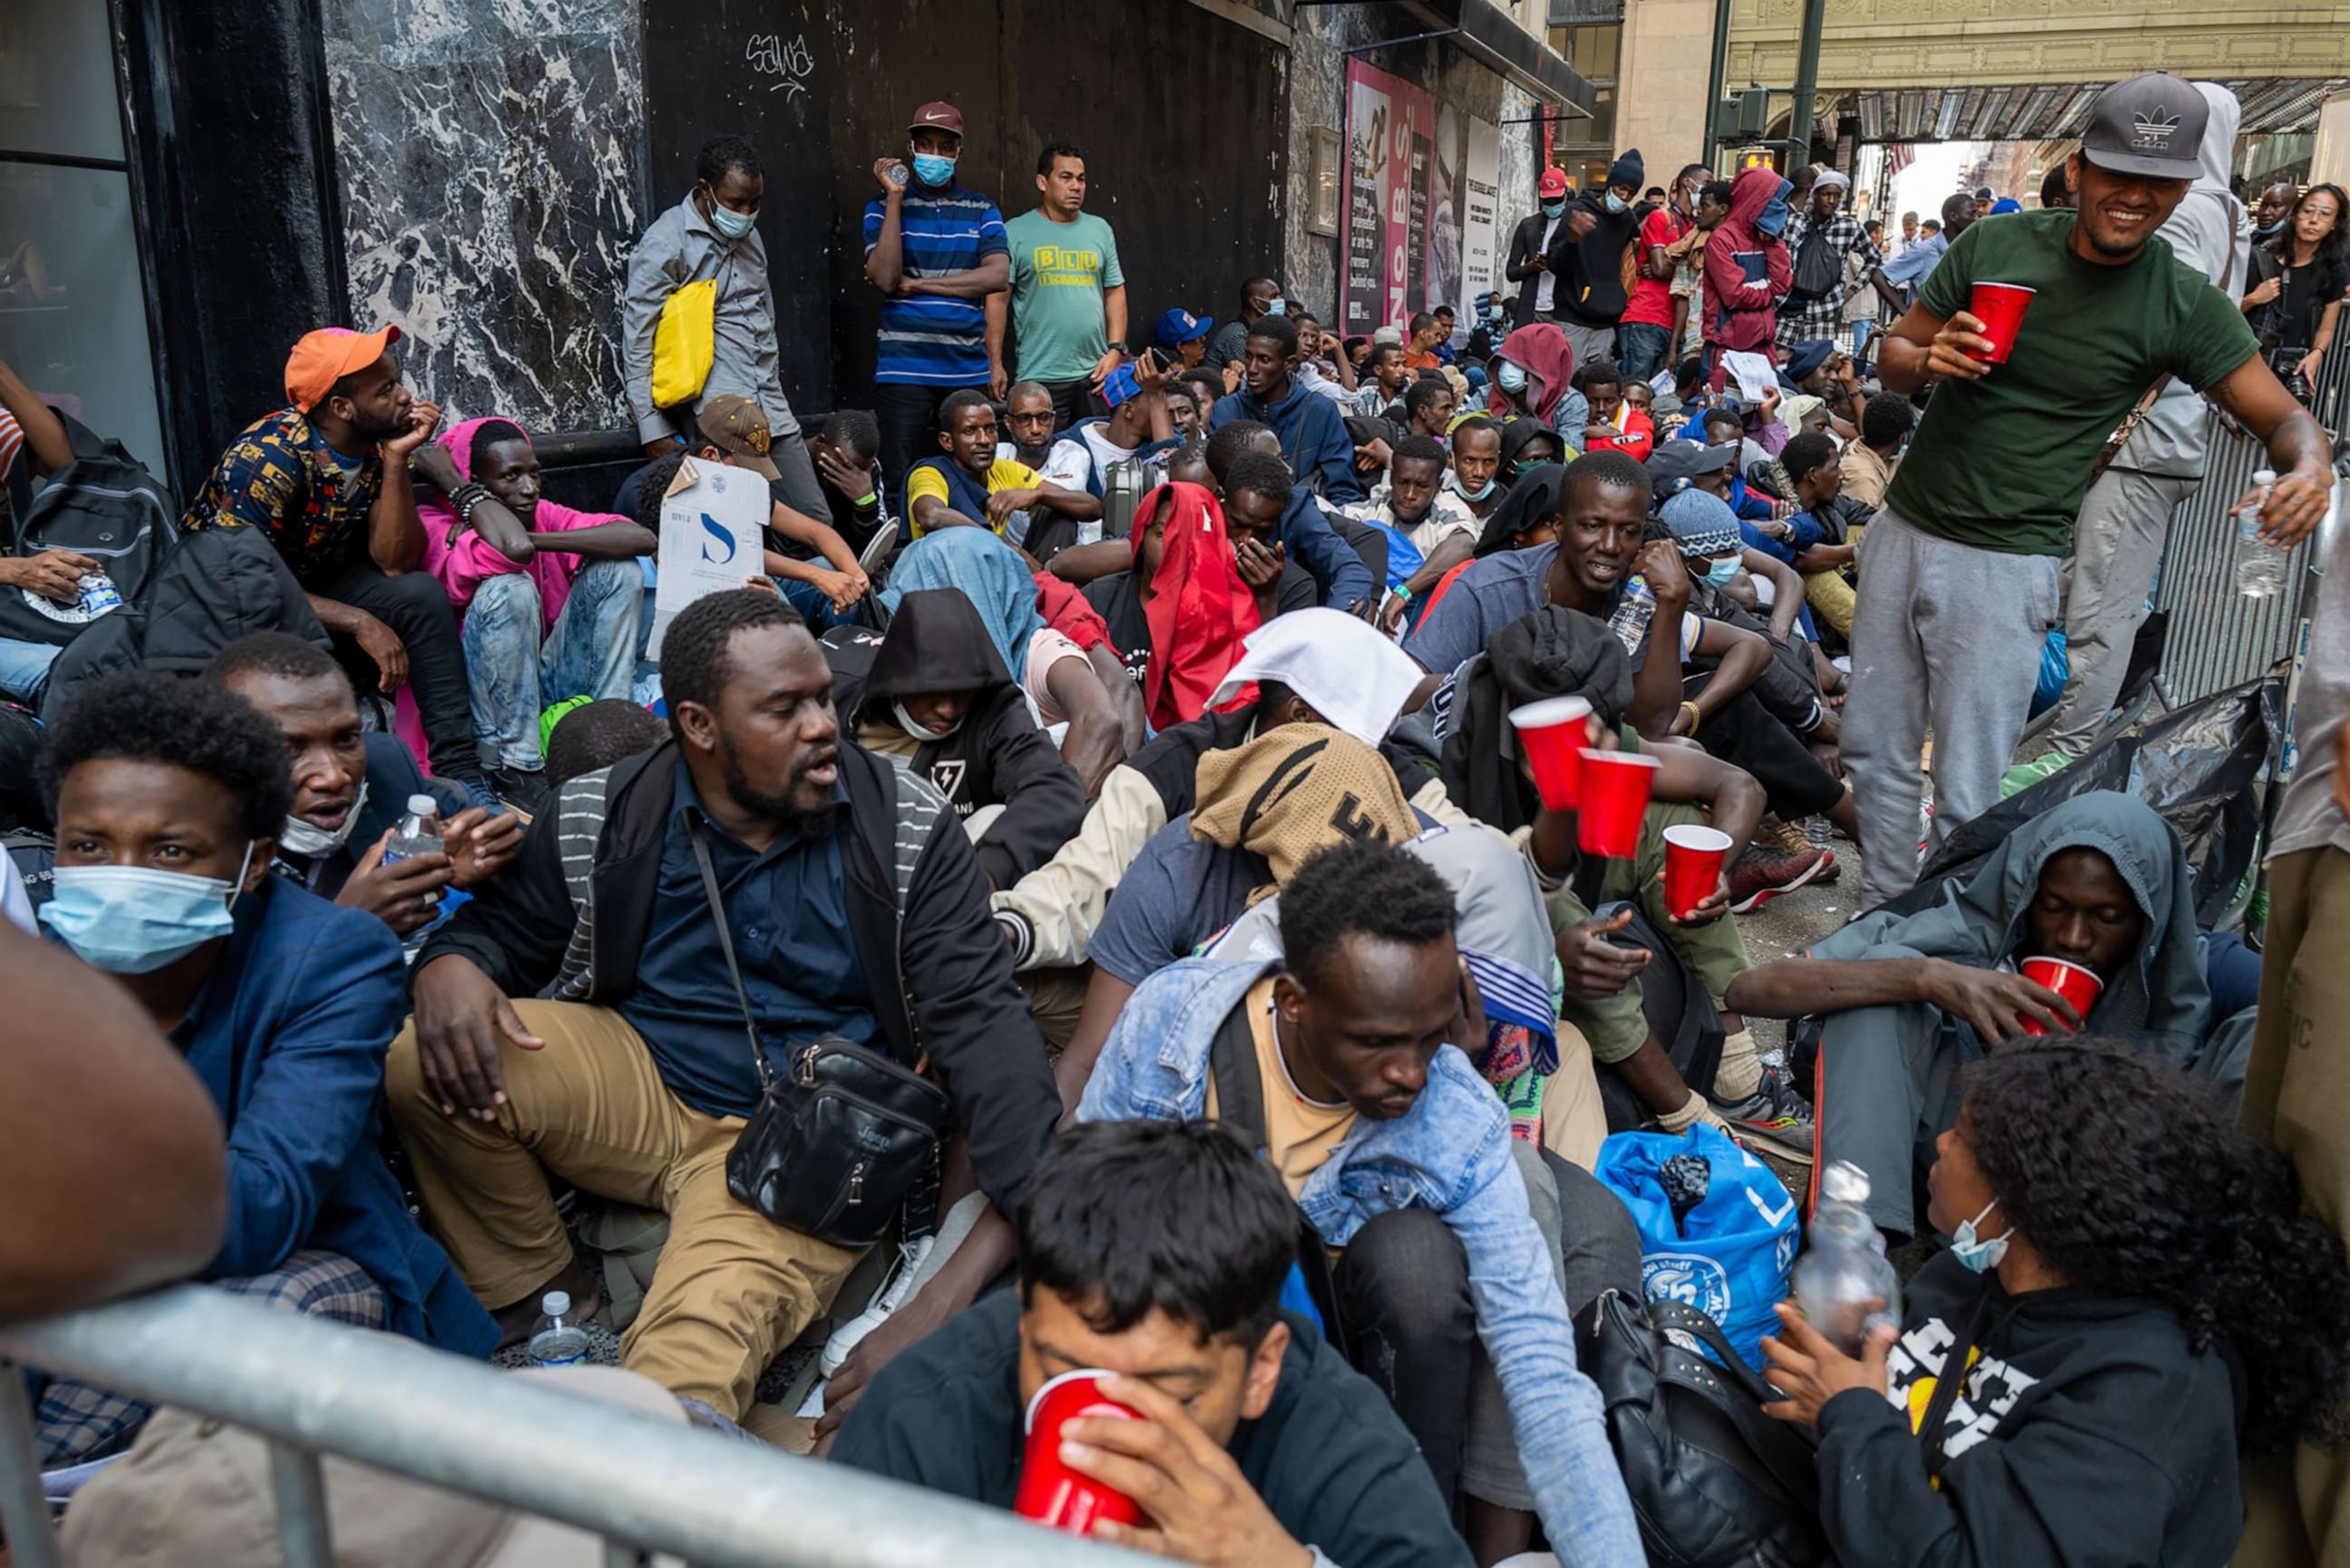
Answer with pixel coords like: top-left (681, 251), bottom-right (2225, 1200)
top-left (179, 326), bottom-right (493, 805)
top-left (1505, 169), bottom-right (1574, 330)
top-left (623, 135), bottom-right (832, 524)
top-left (1879, 191), bottom-right (1974, 299)
top-left (1775, 170), bottom-right (1896, 354)
top-left (864, 102), bottom-right (1011, 490)
top-left (2029, 83), bottom-right (2249, 774)
top-left (1896, 210), bottom-right (1919, 253)
top-left (1621, 162), bottom-right (1706, 382)
top-left (1206, 278), bottom-right (1283, 373)
top-left (1549, 151), bottom-right (1647, 371)
top-left (1848, 72), bottom-right (2331, 906)
top-left (988, 144), bottom-right (1127, 431)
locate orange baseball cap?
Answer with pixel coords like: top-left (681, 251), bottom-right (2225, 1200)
top-left (285, 325), bottom-right (404, 413)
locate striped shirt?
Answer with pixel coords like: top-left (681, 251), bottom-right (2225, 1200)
top-left (863, 184), bottom-right (1008, 387)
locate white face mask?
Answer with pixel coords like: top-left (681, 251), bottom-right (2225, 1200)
top-left (893, 700), bottom-right (962, 743)
top-left (278, 779), bottom-right (369, 858)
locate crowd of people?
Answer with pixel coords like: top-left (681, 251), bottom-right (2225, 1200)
top-left (6, 68), bottom-right (2350, 1568)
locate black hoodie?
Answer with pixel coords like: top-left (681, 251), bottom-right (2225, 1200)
top-left (1814, 1250), bottom-right (2244, 1568)
top-left (1553, 188), bottom-right (1642, 330)
top-left (832, 589), bottom-right (1084, 889)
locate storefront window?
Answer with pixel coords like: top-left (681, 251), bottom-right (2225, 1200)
top-left (1542, 25), bottom-right (1619, 193)
top-left (0, 1), bottom-right (165, 473)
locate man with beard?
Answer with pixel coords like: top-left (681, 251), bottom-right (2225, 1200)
top-left (1851, 72), bottom-right (2330, 905)
top-left (386, 590), bottom-right (1061, 1419)
top-left (998, 380), bottom-right (1099, 543)
top-left (180, 325), bottom-right (495, 805)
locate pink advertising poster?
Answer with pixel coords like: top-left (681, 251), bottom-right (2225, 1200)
top-left (1342, 60), bottom-right (1439, 338)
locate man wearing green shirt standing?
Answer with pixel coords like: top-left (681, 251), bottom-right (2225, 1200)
top-left (1847, 70), bottom-right (2332, 907)
top-left (988, 144), bottom-right (1128, 431)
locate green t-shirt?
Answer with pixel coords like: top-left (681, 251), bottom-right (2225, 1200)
top-left (1886, 209), bottom-right (2260, 555)
top-left (1004, 210), bottom-right (1125, 382)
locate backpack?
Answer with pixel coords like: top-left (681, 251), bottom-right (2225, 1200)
top-left (1577, 1288), bottom-right (1830, 1568)
top-left (1597, 901), bottom-right (1727, 1132)
top-left (1782, 223), bottom-right (1842, 309)
top-left (0, 414), bottom-right (177, 648)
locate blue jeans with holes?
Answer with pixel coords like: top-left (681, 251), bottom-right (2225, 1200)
top-left (460, 557), bottom-right (643, 773)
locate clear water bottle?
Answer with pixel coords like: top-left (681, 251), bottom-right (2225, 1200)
top-left (2236, 468), bottom-right (2289, 599)
top-left (1792, 1160), bottom-right (1901, 1356)
top-left (528, 1290), bottom-right (590, 1368)
top-left (1606, 574), bottom-right (1658, 656)
top-left (76, 573), bottom-right (124, 617)
top-left (384, 794), bottom-right (445, 952)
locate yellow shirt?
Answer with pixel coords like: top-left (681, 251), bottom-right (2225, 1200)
top-left (1203, 976), bottom-right (1358, 1200)
top-left (903, 456), bottom-right (1043, 537)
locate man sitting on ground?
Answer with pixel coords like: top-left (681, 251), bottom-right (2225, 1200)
top-left (386, 590), bottom-right (1062, 1420)
top-left (1837, 389), bottom-right (1910, 509)
top-left (998, 380), bottom-right (1100, 546)
top-left (1076, 840), bottom-right (1643, 1561)
top-left (829, 587), bottom-right (1085, 889)
top-left (1447, 415), bottom-right (1506, 522)
top-left (1574, 362), bottom-right (1655, 462)
top-left (179, 326), bottom-right (494, 805)
top-left (1400, 376), bottom-right (1457, 445)
top-left (1724, 792), bottom-right (2209, 1237)
top-left (907, 389), bottom-right (1099, 547)
top-left (1209, 314), bottom-right (1365, 503)
top-left (802, 410), bottom-right (898, 561)
top-left (1199, 425), bottom-right (1377, 614)
top-left (1344, 436), bottom-right (1479, 631)
top-left (33, 672), bottom-right (495, 1462)
top-left (833, 1119), bottom-right (1474, 1568)
top-left (207, 633), bottom-right (521, 936)
top-left (1773, 431), bottom-right (1867, 640)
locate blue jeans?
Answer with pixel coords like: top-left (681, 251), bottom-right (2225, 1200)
top-left (0, 637), bottom-right (62, 705)
top-left (775, 574), bottom-right (858, 630)
top-left (1616, 322), bottom-right (1672, 385)
top-left (1852, 320), bottom-right (1876, 364)
top-left (460, 558), bottom-right (643, 773)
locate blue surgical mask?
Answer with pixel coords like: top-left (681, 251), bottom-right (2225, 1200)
top-left (911, 153), bottom-right (957, 187)
top-left (1949, 1198), bottom-right (2013, 1274)
top-left (1605, 192), bottom-right (1629, 215)
top-left (42, 845), bottom-right (256, 974)
top-left (1453, 473), bottom-right (1497, 501)
top-left (1497, 360), bottom-right (1528, 394)
top-left (708, 203), bottom-right (757, 242)
top-left (1541, 200), bottom-right (1567, 220)
top-left (1701, 555), bottom-right (1741, 589)
top-left (1265, 297), bottom-right (1287, 316)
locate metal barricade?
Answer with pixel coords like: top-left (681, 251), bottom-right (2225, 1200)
top-left (0, 1287), bottom-right (1137, 1568)
top-left (2153, 348), bottom-right (2350, 705)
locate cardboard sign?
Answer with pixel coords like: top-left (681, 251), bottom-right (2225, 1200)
top-left (646, 455), bottom-right (769, 660)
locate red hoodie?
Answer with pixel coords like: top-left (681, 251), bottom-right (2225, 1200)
top-left (1703, 167), bottom-right (1794, 366)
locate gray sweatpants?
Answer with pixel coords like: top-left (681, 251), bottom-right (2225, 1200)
top-left (1842, 507), bottom-right (2061, 907)
top-left (1815, 999), bottom-right (1979, 1237)
top-left (2043, 467), bottom-right (2198, 760)
top-left (1557, 320), bottom-right (1618, 381)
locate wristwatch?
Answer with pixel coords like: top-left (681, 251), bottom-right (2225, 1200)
top-left (1105, 341), bottom-right (1129, 355)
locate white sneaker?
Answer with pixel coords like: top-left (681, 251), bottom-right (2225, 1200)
top-left (819, 1235), bottom-right (936, 1376)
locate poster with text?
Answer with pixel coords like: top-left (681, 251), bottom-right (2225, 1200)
top-left (1460, 115), bottom-right (1501, 328)
top-left (1342, 60), bottom-right (1438, 337)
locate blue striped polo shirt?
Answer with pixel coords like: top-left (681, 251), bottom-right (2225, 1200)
top-left (863, 184), bottom-right (1007, 387)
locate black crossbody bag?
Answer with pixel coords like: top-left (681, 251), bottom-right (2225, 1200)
top-left (684, 809), bottom-right (951, 1248)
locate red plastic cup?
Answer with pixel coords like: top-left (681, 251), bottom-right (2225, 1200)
top-left (1662, 824), bottom-right (1733, 920)
top-left (1966, 282), bottom-right (2036, 364)
top-left (1014, 1370), bottom-right (1144, 1534)
top-left (2017, 955), bottom-right (2103, 1035)
top-left (1509, 696), bottom-right (1595, 810)
top-left (1575, 749), bottom-right (1661, 858)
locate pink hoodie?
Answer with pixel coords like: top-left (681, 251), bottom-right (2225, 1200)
top-left (418, 416), bottom-right (633, 633)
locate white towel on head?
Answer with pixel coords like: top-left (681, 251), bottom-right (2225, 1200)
top-left (1208, 607), bottom-right (1427, 747)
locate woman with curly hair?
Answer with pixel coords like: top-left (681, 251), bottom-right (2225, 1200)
top-left (1759, 1039), bottom-right (2350, 1566)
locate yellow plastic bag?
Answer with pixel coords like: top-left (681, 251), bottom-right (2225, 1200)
top-left (650, 278), bottom-right (716, 409)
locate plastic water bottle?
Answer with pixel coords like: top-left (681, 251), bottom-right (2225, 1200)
top-left (383, 794), bottom-right (445, 952)
top-left (528, 1290), bottom-right (590, 1368)
top-left (1792, 1161), bottom-right (1901, 1356)
top-left (76, 573), bottom-right (123, 617)
top-left (1606, 574), bottom-right (1658, 657)
top-left (2236, 469), bottom-right (2289, 599)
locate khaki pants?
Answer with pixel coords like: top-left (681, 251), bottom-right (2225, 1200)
top-left (385, 1000), bottom-right (864, 1420)
top-left (1802, 523), bottom-right (1864, 639)
top-left (2236, 847), bottom-right (2350, 1566)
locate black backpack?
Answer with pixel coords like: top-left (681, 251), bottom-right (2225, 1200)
top-left (0, 414), bottom-right (177, 648)
top-left (1578, 1289), bottom-right (1829, 1567)
top-left (1597, 902), bottom-right (1727, 1132)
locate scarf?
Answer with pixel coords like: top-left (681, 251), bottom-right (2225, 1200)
top-left (1487, 324), bottom-right (1576, 426)
top-left (1440, 605), bottom-right (1633, 835)
top-left (1190, 724), bottom-right (1417, 899)
top-left (1133, 481), bottom-right (1260, 732)
top-left (878, 525), bottom-right (1044, 677)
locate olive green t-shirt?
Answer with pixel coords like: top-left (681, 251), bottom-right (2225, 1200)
top-left (1004, 210), bottom-right (1125, 383)
top-left (1886, 209), bottom-right (2260, 556)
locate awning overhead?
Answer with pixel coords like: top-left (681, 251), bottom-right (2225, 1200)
top-left (1352, 0), bottom-right (1600, 115)
top-left (1845, 77), bottom-right (2343, 143)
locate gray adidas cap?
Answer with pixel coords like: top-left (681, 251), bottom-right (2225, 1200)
top-left (2078, 71), bottom-right (2207, 180)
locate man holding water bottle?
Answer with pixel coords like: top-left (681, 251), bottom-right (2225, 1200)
top-left (1847, 70), bottom-right (2332, 908)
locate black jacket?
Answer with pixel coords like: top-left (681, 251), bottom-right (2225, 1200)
top-left (830, 590), bottom-right (1085, 890)
top-left (1551, 190), bottom-right (1640, 328)
top-left (416, 738), bottom-right (1062, 1214)
top-left (832, 1291), bottom-right (1473, 1568)
top-left (1815, 1251), bottom-right (2243, 1568)
top-left (1505, 211), bottom-right (1561, 329)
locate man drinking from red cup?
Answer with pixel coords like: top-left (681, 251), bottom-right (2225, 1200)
top-left (1850, 70), bottom-right (2333, 913)
top-left (1724, 793), bottom-right (2211, 1241)
top-left (832, 1119), bottom-right (1473, 1566)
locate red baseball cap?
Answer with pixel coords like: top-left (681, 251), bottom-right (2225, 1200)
top-left (1538, 168), bottom-right (1570, 200)
top-left (285, 325), bottom-right (403, 414)
top-left (909, 101), bottom-right (965, 137)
